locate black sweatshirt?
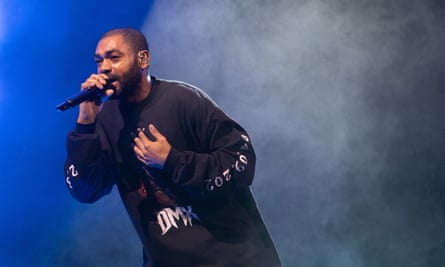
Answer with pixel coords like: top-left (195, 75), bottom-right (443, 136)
top-left (64, 77), bottom-right (281, 267)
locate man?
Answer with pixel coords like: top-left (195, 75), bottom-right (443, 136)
top-left (64, 28), bottom-right (281, 267)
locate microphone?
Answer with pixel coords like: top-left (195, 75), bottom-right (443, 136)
top-left (56, 81), bottom-right (115, 111)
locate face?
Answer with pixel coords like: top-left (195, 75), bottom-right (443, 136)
top-left (94, 34), bottom-right (142, 97)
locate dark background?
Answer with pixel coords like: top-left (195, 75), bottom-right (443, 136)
top-left (1, 0), bottom-right (445, 266)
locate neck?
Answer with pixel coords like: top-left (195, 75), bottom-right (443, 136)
top-left (126, 75), bottom-right (151, 103)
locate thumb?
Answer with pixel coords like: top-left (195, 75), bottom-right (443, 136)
top-left (105, 88), bottom-right (115, 97)
top-left (148, 124), bottom-right (163, 138)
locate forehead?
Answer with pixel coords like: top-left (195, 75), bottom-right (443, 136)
top-left (95, 34), bottom-right (132, 55)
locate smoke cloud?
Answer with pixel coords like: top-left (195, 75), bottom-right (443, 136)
top-left (139, 1), bottom-right (445, 266)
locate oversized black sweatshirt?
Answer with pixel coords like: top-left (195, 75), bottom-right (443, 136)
top-left (64, 77), bottom-right (281, 267)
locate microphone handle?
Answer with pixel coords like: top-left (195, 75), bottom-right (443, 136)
top-left (56, 86), bottom-right (109, 112)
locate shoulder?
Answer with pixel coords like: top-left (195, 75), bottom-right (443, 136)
top-left (155, 77), bottom-right (215, 104)
top-left (154, 78), bottom-right (223, 120)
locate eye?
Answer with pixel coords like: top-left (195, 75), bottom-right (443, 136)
top-left (110, 54), bottom-right (121, 62)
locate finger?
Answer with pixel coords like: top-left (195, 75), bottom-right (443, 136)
top-left (97, 73), bottom-right (110, 83)
top-left (135, 154), bottom-right (146, 165)
top-left (134, 144), bottom-right (150, 165)
top-left (86, 74), bottom-right (109, 89)
top-left (80, 82), bottom-right (91, 90)
top-left (81, 78), bottom-right (103, 90)
top-left (133, 136), bottom-right (146, 151)
top-left (137, 155), bottom-right (147, 165)
top-left (95, 74), bottom-right (108, 86)
top-left (104, 88), bottom-right (114, 97)
top-left (133, 145), bottom-right (144, 161)
top-left (137, 128), bottom-right (151, 143)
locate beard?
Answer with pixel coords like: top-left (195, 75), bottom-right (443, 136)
top-left (113, 61), bottom-right (143, 99)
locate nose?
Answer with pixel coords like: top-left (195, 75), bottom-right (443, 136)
top-left (98, 59), bottom-right (111, 74)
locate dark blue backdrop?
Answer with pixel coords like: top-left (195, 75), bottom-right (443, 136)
top-left (0, 1), bottom-right (153, 266)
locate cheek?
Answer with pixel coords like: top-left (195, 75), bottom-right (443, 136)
top-left (119, 61), bottom-right (137, 75)
top-left (125, 63), bottom-right (142, 80)
top-left (110, 62), bottom-right (124, 75)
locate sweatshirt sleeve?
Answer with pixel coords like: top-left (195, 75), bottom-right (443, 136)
top-left (64, 122), bottom-right (115, 203)
top-left (162, 89), bottom-right (256, 197)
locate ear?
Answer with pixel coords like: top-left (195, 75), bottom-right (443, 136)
top-left (137, 50), bottom-right (150, 69)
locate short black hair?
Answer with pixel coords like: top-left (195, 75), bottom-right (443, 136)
top-left (101, 28), bottom-right (149, 52)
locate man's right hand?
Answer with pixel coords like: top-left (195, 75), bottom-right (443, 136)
top-left (77, 74), bottom-right (114, 124)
